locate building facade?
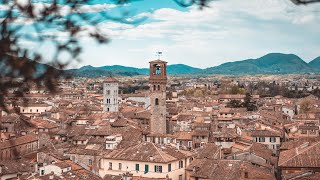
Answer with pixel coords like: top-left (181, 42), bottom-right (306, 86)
top-left (103, 77), bottom-right (119, 112)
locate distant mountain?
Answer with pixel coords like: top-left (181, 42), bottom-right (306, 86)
top-left (98, 64), bottom-right (201, 75)
top-left (309, 56), bottom-right (320, 68)
top-left (167, 64), bottom-right (201, 75)
top-left (16, 53), bottom-right (320, 78)
top-left (203, 53), bottom-right (315, 75)
top-left (98, 65), bottom-right (149, 75)
top-left (65, 65), bottom-right (141, 78)
top-left (65, 63), bottom-right (202, 77)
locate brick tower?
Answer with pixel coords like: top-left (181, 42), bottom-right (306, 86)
top-left (149, 60), bottom-right (167, 134)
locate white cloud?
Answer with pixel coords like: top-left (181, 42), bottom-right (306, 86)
top-left (16, 0), bottom-right (320, 68)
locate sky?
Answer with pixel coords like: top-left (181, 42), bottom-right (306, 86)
top-left (3, 0), bottom-right (320, 69)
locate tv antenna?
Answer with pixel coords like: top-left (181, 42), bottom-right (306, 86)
top-left (156, 51), bottom-right (163, 60)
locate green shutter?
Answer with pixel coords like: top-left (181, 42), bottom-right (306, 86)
top-left (145, 164), bottom-right (149, 174)
top-left (154, 165), bottom-right (157, 172)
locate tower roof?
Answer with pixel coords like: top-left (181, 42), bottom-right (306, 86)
top-left (104, 77), bottom-right (119, 83)
top-left (149, 59), bottom-right (167, 64)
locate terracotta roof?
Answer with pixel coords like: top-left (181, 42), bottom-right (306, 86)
top-left (194, 143), bottom-right (220, 159)
top-left (104, 142), bottom-right (192, 163)
top-left (104, 77), bottom-right (119, 83)
top-left (149, 59), bottom-right (167, 64)
top-left (54, 162), bottom-right (71, 169)
top-left (0, 134), bottom-right (38, 150)
top-left (279, 141), bottom-right (320, 167)
top-left (251, 130), bottom-right (281, 137)
top-left (0, 159), bottom-right (35, 175)
top-left (175, 131), bottom-right (193, 140)
top-left (186, 159), bottom-right (275, 180)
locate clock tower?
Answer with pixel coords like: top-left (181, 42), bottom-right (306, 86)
top-left (149, 59), bottom-right (167, 134)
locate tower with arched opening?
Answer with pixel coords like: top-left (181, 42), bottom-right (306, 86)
top-left (149, 59), bottom-right (167, 134)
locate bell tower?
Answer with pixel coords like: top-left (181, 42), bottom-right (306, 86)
top-left (149, 59), bottom-right (167, 134)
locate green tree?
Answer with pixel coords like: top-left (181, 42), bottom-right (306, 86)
top-left (300, 100), bottom-right (312, 113)
top-left (227, 99), bottom-right (242, 108)
top-left (242, 93), bottom-right (257, 111)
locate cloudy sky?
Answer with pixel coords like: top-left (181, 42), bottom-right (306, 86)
top-left (5, 0), bottom-right (320, 68)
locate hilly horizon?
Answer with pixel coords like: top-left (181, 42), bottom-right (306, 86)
top-left (65, 53), bottom-right (320, 77)
top-left (309, 56), bottom-right (320, 69)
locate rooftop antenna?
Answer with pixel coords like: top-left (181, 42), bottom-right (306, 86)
top-left (156, 51), bottom-right (162, 60)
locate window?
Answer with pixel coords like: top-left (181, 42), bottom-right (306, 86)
top-left (109, 162), bottom-right (112, 170)
top-left (155, 165), bottom-right (162, 173)
top-left (179, 175), bottom-right (183, 180)
top-left (107, 108), bottom-right (110, 112)
top-left (135, 164), bottom-right (140, 171)
top-left (155, 64), bottom-right (161, 74)
top-left (270, 137), bottom-right (276, 143)
top-left (41, 169), bottom-right (45, 176)
top-left (245, 172), bottom-right (248, 178)
top-left (36, 109), bottom-right (39, 112)
top-left (119, 163), bottom-right (122, 170)
top-left (155, 98), bottom-right (159, 105)
top-left (89, 159), bottom-right (92, 166)
top-left (179, 160), bottom-right (184, 168)
top-left (189, 157), bottom-right (193, 163)
top-left (22, 109), bottom-right (24, 112)
top-left (168, 164), bottom-right (171, 172)
top-left (158, 85), bottom-right (160, 91)
top-left (154, 85), bottom-right (156, 91)
top-left (30, 109), bottom-right (32, 112)
top-left (259, 137), bottom-right (265, 142)
top-left (145, 164), bottom-right (149, 173)
top-left (107, 90), bottom-right (110, 95)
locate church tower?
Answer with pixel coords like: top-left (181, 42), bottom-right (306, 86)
top-left (103, 77), bottom-right (119, 112)
top-left (149, 60), bottom-right (167, 134)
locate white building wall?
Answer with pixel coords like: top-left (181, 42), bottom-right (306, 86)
top-left (20, 106), bottom-right (51, 114)
top-left (103, 82), bottom-right (119, 112)
top-left (99, 158), bottom-right (191, 180)
top-left (127, 96), bottom-right (150, 109)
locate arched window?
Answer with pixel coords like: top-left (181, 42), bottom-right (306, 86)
top-left (155, 64), bottom-right (161, 74)
top-left (153, 85), bottom-right (156, 91)
top-left (107, 108), bottom-right (110, 112)
top-left (155, 98), bottom-right (159, 105)
top-left (158, 85), bottom-right (160, 91)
